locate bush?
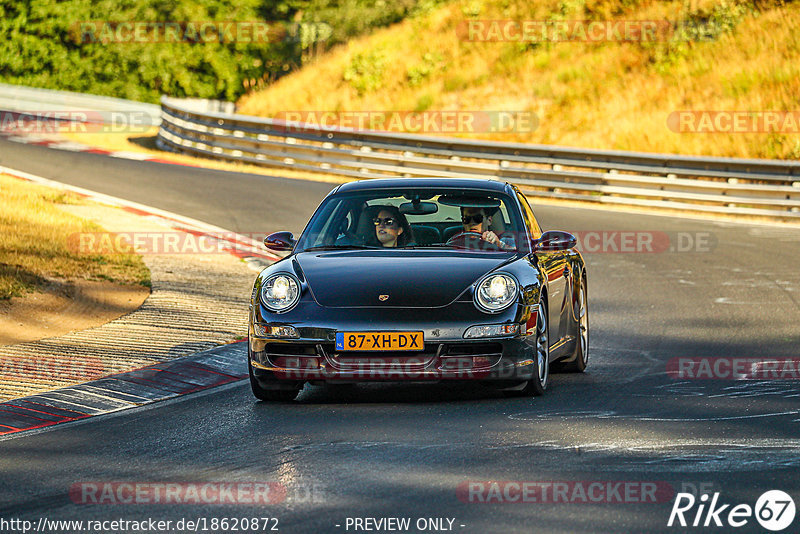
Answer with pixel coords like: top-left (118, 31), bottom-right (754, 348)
top-left (343, 49), bottom-right (387, 94)
top-left (406, 52), bottom-right (444, 87)
top-left (644, 0), bottom-right (753, 73)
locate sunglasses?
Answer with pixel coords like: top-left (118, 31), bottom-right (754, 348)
top-left (373, 217), bottom-right (397, 227)
top-left (461, 213), bottom-right (485, 225)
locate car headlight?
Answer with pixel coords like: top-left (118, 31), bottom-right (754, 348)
top-left (260, 274), bottom-right (300, 313)
top-left (474, 273), bottom-right (518, 313)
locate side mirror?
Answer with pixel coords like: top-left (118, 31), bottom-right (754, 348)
top-left (533, 230), bottom-right (577, 253)
top-left (264, 231), bottom-right (296, 252)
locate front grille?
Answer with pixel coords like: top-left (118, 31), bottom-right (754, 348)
top-left (264, 343), bottom-right (320, 369)
top-left (264, 343), bottom-right (317, 356)
top-left (322, 343), bottom-right (439, 357)
top-left (322, 343), bottom-right (438, 371)
top-left (441, 342), bottom-right (503, 357)
top-left (272, 356), bottom-right (320, 369)
top-left (439, 342), bottom-right (503, 371)
top-left (261, 342), bottom-right (505, 373)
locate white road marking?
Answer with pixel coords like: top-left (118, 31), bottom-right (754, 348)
top-left (109, 151), bottom-right (153, 160)
top-left (48, 142), bottom-right (91, 152)
top-left (714, 297), bottom-right (746, 304)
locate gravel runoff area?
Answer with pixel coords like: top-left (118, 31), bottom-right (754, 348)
top-left (0, 201), bottom-right (261, 401)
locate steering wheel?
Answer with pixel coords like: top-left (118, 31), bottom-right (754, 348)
top-left (445, 231), bottom-right (502, 250)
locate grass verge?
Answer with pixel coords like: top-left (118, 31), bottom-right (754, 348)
top-left (0, 174), bottom-right (150, 299)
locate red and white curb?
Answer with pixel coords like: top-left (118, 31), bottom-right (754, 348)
top-left (0, 165), bottom-right (282, 271)
top-left (0, 342), bottom-right (248, 439)
top-left (0, 130), bottom-right (198, 167)
top-left (0, 161), bottom-right (277, 438)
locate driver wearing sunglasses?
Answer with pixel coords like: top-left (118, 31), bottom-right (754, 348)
top-left (458, 206), bottom-right (514, 250)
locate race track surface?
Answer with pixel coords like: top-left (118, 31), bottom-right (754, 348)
top-left (1, 138), bottom-right (799, 533)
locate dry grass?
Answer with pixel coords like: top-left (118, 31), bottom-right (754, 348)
top-left (0, 174), bottom-right (150, 299)
top-left (237, 0), bottom-right (800, 159)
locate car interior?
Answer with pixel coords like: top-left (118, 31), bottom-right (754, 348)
top-left (318, 191), bottom-right (519, 250)
top-left (346, 202), bottom-right (511, 246)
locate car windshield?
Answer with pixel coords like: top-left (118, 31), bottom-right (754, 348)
top-left (294, 188), bottom-right (526, 253)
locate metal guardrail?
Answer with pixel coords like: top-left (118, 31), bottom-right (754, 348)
top-left (157, 96), bottom-right (800, 220)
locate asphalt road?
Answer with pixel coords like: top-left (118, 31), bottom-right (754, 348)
top-left (1, 138), bottom-right (799, 533)
top-left (0, 138), bottom-right (334, 236)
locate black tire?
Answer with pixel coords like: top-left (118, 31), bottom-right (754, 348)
top-left (505, 295), bottom-right (549, 397)
top-left (557, 274), bottom-right (588, 373)
top-left (248, 362), bottom-right (300, 402)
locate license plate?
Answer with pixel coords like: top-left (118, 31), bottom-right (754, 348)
top-left (335, 332), bottom-right (424, 351)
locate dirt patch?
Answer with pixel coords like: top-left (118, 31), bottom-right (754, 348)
top-left (0, 279), bottom-right (149, 346)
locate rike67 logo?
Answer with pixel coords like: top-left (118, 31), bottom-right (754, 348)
top-left (668, 490), bottom-right (796, 531)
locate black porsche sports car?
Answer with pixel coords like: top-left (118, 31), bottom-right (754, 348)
top-left (248, 178), bottom-right (588, 401)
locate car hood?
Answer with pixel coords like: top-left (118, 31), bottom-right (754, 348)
top-left (295, 249), bottom-right (515, 308)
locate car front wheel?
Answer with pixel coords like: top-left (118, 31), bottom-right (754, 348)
top-left (555, 274), bottom-right (588, 373)
top-left (248, 359), bottom-right (301, 402)
top-left (505, 296), bottom-right (549, 397)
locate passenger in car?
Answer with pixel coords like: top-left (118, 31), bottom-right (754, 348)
top-left (369, 206), bottom-right (414, 248)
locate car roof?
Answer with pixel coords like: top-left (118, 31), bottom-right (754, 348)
top-left (335, 177), bottom-right (511, 194)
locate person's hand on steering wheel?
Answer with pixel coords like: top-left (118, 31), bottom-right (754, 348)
top-left (480, 230), bottom-right (506, 248)
top-left (446, 230), bottom-right (502, 250)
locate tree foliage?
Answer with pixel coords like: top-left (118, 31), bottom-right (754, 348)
top-left (0, 0), bottom-right (437, 102)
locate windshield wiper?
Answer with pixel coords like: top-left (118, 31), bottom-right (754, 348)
top-left (303, 244), bottom-right (376, 251)
top-left (402, 244), bottom-right (517, 251)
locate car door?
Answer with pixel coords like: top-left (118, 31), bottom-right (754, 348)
top-left (515, 191), bottom-right (568, 352)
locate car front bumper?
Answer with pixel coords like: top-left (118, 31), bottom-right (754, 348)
top-left (249, 298), bottom-right (540, 386)
top-left (249, 318), bottom-right (538, 386)
top-left (249, 335), bottom-right (537, 383)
